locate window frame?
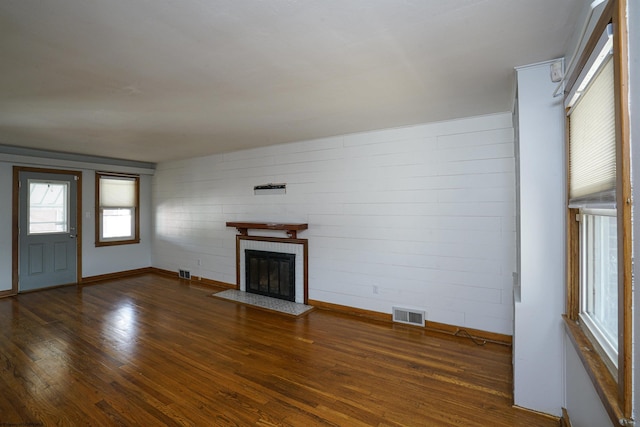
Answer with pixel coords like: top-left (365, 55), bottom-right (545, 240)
top-left (95, 171), bottom-right (140, 247)
top-left (578, 209), bottom-right (618, 372)
top-left (564, 0), bottom-right (632, 422)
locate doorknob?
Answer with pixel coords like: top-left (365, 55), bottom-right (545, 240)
top-left (69, 235), bottom-right (76, 238)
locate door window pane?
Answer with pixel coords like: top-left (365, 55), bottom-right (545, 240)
top-left (28, 180), bottom-right (69, 234)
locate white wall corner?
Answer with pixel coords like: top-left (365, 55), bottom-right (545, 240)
top-left (513, 60), bottom-right (566, 416)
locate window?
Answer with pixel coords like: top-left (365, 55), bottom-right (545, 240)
top-left (568, 31), bottom-right (618, 370)
top-left (579, 210), bottom-right (618, 366)
top-left (28, 180), bottom-right (69, 234)
top-left (96, 172), bottom-right (140, 246)
top-left (564, 0), bottom-right (631, 421)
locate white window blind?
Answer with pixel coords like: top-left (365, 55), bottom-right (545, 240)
top-left (99, 176), bottom-right (137, 207)
top-left (569, 56), bottom-right (616, 206)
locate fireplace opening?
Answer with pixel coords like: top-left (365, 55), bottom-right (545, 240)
top-left (245, 250), bottom-right (295, 302)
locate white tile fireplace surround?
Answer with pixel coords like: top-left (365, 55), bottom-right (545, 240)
top-left (239, 239), bottom-right (305, 304)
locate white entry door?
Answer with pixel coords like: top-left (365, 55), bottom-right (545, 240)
top-left (18, 170), bottom-right (79, 291)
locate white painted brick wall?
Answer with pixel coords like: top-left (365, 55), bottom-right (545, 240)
top-left (152, 112), bottom-right (516, 334)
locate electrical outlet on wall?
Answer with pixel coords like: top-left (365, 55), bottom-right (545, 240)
top-left (373, 285), bottom-right (379, 294)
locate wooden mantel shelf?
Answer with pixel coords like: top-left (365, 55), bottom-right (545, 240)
top-left (226, 222), bottom-right (308, 239)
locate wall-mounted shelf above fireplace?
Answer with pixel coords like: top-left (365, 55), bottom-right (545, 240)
top-left (226, 221), bottom-right (308, 239)
top-left (254, 183), bottom-right (286, 195)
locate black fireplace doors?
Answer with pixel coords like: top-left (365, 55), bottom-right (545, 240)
top-left (245, 250), bottom-right (295, 302)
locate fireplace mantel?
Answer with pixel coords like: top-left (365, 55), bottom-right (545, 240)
top-left (226, 221), bottom-right (308, 239)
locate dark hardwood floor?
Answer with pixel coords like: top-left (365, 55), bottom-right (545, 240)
top-left (0, 274), bottom-right (558, 426)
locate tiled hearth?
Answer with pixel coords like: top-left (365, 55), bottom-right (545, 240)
top-left (213, 289), bottom-right (313, 316)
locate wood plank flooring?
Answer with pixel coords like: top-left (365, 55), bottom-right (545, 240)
top-left (0, 274), bottom-right (558, 426)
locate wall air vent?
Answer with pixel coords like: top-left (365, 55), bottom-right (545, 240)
top-left (254, 183), bottom-right (286, 195)
top-left (392, 307), bottom-right (425, 327)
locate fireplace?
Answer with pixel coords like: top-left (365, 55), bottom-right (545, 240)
top-left (238, 238), bottom-right (306, 304)
top-left (227, 222), bottom-right (309, 304)
top-left (245, 250), bottom-right (295, 301)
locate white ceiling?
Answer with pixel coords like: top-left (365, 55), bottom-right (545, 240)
top-left (0, 0), bottom-right (584, 163)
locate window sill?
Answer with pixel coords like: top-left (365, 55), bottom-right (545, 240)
top-left (95, 239), bottom-right (140, 247)
top-left (562, 315), bottom-right (623, 425)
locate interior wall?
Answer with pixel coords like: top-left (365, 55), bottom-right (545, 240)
top-left (564, 335), bottom-right (611, 426)
top-left (152, 113), bottom-right (517, 335)
top-left (513, 60), bottom-right (565, 416)
top-left (81, 171), bottom-right (153, 278)
top-left (0, 160), bottom-right (153, 292)
top-left (0, 163), bottom-right (12, 291)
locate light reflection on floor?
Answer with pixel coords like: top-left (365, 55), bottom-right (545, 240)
top-left (104, 302), bottom-right (138, 356)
